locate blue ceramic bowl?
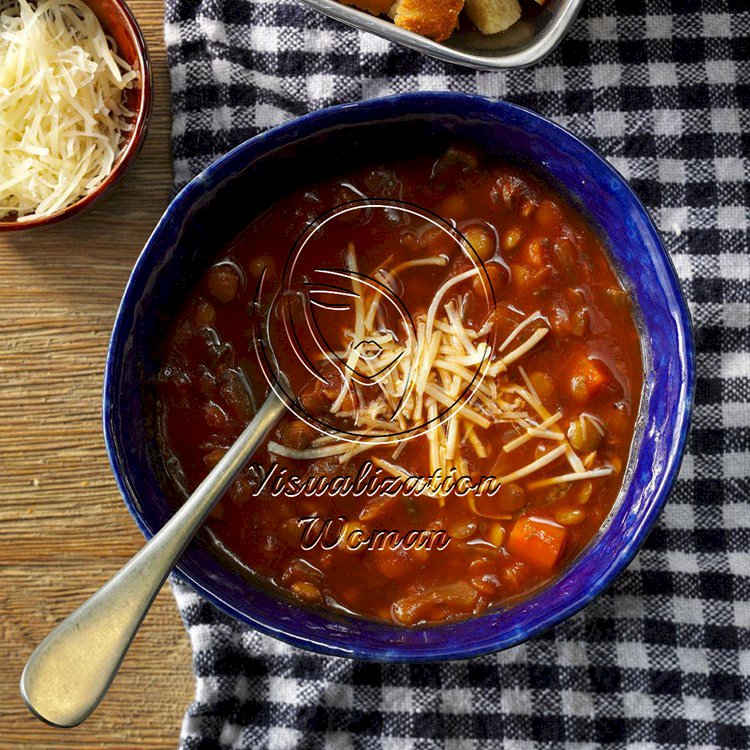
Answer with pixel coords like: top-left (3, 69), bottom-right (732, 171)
top-left (104, 92), bottom-right (694, 661)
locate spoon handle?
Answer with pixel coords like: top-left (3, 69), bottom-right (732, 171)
top-left (20, 391), bottom-right (286, 728)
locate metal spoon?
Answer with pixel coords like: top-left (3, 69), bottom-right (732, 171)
top-left (20, 390), bottom-right (286, 728)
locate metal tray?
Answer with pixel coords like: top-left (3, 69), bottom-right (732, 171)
top-left (298, 0), bottom-right (584, 70)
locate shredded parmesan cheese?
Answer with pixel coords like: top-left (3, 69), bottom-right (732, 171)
top-left (503, 411), bottom-right (563, 453)
top-left (267, 442), bottom-right (350, 460)
top-left (465, 424), bottom-right (487, 458)
top-left (527, 466), bottom-right (613, 490)
top-left (527, 427), bottom-right (565, 441)
top-left (497, 444), bottom-right (567, 484)
top-left (500, 327), bottom-right (549, 367)
top-left (0, 0), bottom-right (137, 220)
top-left (498, 310), bottom-right (544, 351)
top-left (280, 242), bottom-right (617, 511)
top-left (580, 411), bottom-right (606, 436)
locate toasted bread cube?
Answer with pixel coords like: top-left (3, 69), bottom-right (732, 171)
top-left (464, 0), bottom-right (520, 35)
top-left (341, 0), bottom-right (393, 15)
top-left (389, 0), bottom-right (464, 41)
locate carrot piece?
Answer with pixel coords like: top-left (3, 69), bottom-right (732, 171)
top-left (510, 263), bottom-right (532, 294)
top-left (582, 358), bottom-right (608, 389)
top-left (570, 356), bottom-right (609, 402)
top-left (507, 516), bottom-right (567, 574)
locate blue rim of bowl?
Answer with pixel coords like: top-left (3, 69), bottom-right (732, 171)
top-left (104, 92), bottom-right (695, 661)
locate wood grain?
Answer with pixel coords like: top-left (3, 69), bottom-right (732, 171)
top-left (0, 1), bottom-right (195, 746)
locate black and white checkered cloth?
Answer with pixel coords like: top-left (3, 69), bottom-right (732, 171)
top-left (164, 0), bottom-right (749, 746)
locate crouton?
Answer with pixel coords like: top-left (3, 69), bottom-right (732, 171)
top-left (464, 0), bottom-right (520, 35)
top-left (341, 0), bottom-right (393, 15)
top-left (389, 0), bottom-right (464, 42)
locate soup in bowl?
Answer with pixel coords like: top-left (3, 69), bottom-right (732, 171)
top-left (105, 93), bottom-right (694, 660)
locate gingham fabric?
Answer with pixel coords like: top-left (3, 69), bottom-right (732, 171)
top-left (165, 0), bottom-right (750, 746)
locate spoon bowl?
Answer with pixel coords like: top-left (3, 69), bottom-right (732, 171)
top-left (21, 392), bottom-right (285, 727)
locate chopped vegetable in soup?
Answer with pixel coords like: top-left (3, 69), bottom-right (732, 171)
top-left (156, 147), bottom-right (643, 626)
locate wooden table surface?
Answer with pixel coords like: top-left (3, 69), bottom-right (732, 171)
top-left (0, 1), bottom-right (195, 746)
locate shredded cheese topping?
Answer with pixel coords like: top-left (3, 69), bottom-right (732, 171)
top-left (267, 243), bottom-right (614, 508)
top-left (0, 0), bottom-right (137, 220)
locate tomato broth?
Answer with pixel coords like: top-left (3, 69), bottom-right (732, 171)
top-left (156, 147), bottom-right (643, 626)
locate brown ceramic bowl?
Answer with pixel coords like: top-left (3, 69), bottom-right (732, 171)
top-left (0, 0), bottom-right (153, 231)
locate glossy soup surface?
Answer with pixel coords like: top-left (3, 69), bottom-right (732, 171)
top-left (156, 147), bottom-right (643, 626)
